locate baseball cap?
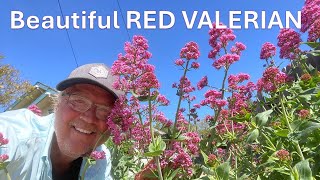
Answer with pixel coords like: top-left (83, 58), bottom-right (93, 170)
top-left (56, 63), bottom-right (124, 98)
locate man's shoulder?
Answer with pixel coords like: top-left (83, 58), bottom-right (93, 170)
top-left (0, 108), bottom-right (54, 136)
top-left (1, 108), bottom-right (53, 122)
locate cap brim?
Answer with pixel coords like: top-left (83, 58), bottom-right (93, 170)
top-left (56, 78), bottom-right (119, 99)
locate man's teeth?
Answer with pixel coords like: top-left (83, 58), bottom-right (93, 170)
top-left (75, 127), bottom-right (92, 134)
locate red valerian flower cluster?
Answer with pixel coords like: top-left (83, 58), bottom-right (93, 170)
top-left (90, 150), bottom-right (106, 160)
top-left (180, 41), bottom-right (200, 60)
top-left (28, 104), bottom-right (42, 116)
top-left (276, 149), bottom-right (291, 162)
top-left (111, 35), bottom-right (159, 96)
top-left (257, 67), bottom-right (288, 93)
top-left (260, 42), bottom-right (276, 60)
top-left (208, 23), bottom-right (245, 70)
top-left (106, 96), bottom-right (137, 145)
top-left (0, 132), bottom-right (9, 163)
top-left (277, 28), bottom-right (301, 60)
top-left (301, 0), bottom-right (320, 31)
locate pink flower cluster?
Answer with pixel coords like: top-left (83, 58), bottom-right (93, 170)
top-left (144, 133), bottom-right (200, 178)
top-left (154, 112), bottom-right (173, 127)
top-left (260, 42), bottom-right (276, 60)
top-left (230, 42), bottom-right (246, 56)
top-left (173, 76), bottom-right (196, 95)
top-left (215, 120), bottom-right (246, 135)
top-left (207, 154), bottom-right (218, 167)
top-left (180, 41), bottom-right (200, 60)
top-left (156, 94), bottom-right (170, 106)
top-left (208, 23), bottom-right (236, 59)
top-left (298, 109), bottom-right (310, 119)
top-left (111, 35), bottom-right (160, 96)
top-left (213, 54), bottom-right (240, 70)
top-left (277, 29), bottom-right (301, 60)
top-left (0, 132), bottom-right (9, 146)
top-left (276, 149), bottom-right (291, 161)
top-left (301, 0), bottom-right (320, 33)
top-left (131, 122), bottom-right (151, 151)
top-left (227, 73), bottom-right (255, 116)
top-left (171, 149), bottom-right (193, 176)
top-left (228, 73), bottom-right (250, 90)
top-left (90, 150), bottom-right (106, 160)
top-left (0, 154), bottom-right (9, 162)
top-left (106, 96), bottom-right (137, 145)
top-left (183, 132), bottom-right (201, 155)
top-left (208, 23), bottom-right (246, 70)
top-left (0, 132), bottom-right (9, 163)
top-left (200, 90), bottom-right (227, 109)
top-left (28, 104), bottom-right (42, 116)
top-left (176, 109), bottom-right (189, 132)
top-left (307, 19), bottom-right (320, 42)
top-left (197, 76), bottom-right (208, 90)
top-left (257, 67), bottom-right (288, 93)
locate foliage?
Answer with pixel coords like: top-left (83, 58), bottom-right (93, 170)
top-left (103, 1), bottom-right (320, 179)
top-left (0, 57), bottom-right (33, 109)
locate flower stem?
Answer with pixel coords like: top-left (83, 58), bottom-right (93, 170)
top-left (261, 132), bottom-right (276, 151)
top-left (148, 90), bottom-right (163, 180)
top-left (81, 158), bottom-right (91, 180)
top-left (280, 95), bottom-right (304, 160)
top-left (155, 157), bottom-right (163, 180)
top-left (173, 60), bottom-right (190, 137)
top-left (4, 168), bottom-right (11, 180)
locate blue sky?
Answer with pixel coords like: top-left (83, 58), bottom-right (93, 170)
top-left (0, 0), bottom-right (306, 116)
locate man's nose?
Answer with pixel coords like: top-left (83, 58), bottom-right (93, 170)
top-left (81, 106), bottom-right (97, 123)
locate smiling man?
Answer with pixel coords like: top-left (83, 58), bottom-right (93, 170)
top-left (0, 63), bottom-right (123, 180)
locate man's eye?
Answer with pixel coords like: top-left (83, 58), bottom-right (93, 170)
top-left (97, 106), bottom-right (112, 112)
top-left (70, 99), bottom-right (87, 105)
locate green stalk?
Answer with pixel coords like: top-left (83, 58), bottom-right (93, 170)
top-left (137, 109), bottom-right (144, 126)
top-left (208, 66), bottom-right (229, 151)
top-left (233, 146), bottom-right (238, 180)
top-left (280, 95), bottom-right (304, 160)
top-left (4, 168), bottom-right (11, 180)
top-left (173, 60), bottom-right (190, 137)
top-left (148, 90), bottom-right (163, 180)
top-left (81, 129), bottom-right (109, 179)
top-left (187, 101), bottom-right (191, 132)
top-left (213, 66), bottom-right (229, 123)
top-left (261, 132), bottom-right (276, 151)
top-left (81, 159), bottom-right (91, 180)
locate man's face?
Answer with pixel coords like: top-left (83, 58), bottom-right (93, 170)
top-left (54, 84), bottom-right (116, 158)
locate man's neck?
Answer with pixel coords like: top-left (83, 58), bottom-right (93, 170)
top-left (50, 135), bottom-right (78, 176)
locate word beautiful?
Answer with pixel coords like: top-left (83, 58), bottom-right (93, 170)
top-left (11, 10), bottom-right (301, 30)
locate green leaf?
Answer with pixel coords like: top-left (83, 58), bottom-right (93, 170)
top-left (216, 162), bottom-right (230, 180)
top-left (174, 134), bottom-right (187, 142)
top-left (201, 150), bottom-right (209, 164)
top-left (137, 95), bottom-right (150, 102)
top-left (247, 129), bottom-right (259, 143)
top-left (201, 165), bottom-right (215, 176)
top-left (298, 122), bottom-right (320, 139)
top-left (293, 160), bottom-right (312, 180)
top-left (230, 112), bottom-right (251, 122)
top-left (150, 91), bottom-right (159, 101)
top-left (166, 168), bottom-right (181, 180)
top-left (0, 162), bottom-right (10, 170)
top-left (255, 109), bottom-right (273, 127)
top-left (275, 129), bottom-right (290, 137)
top-left (144, 150), bottom-right (163, 157)
top-left (147, 136), bottom-right (166, 157)
top-left (301, 42), bottom-right (320, 49)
